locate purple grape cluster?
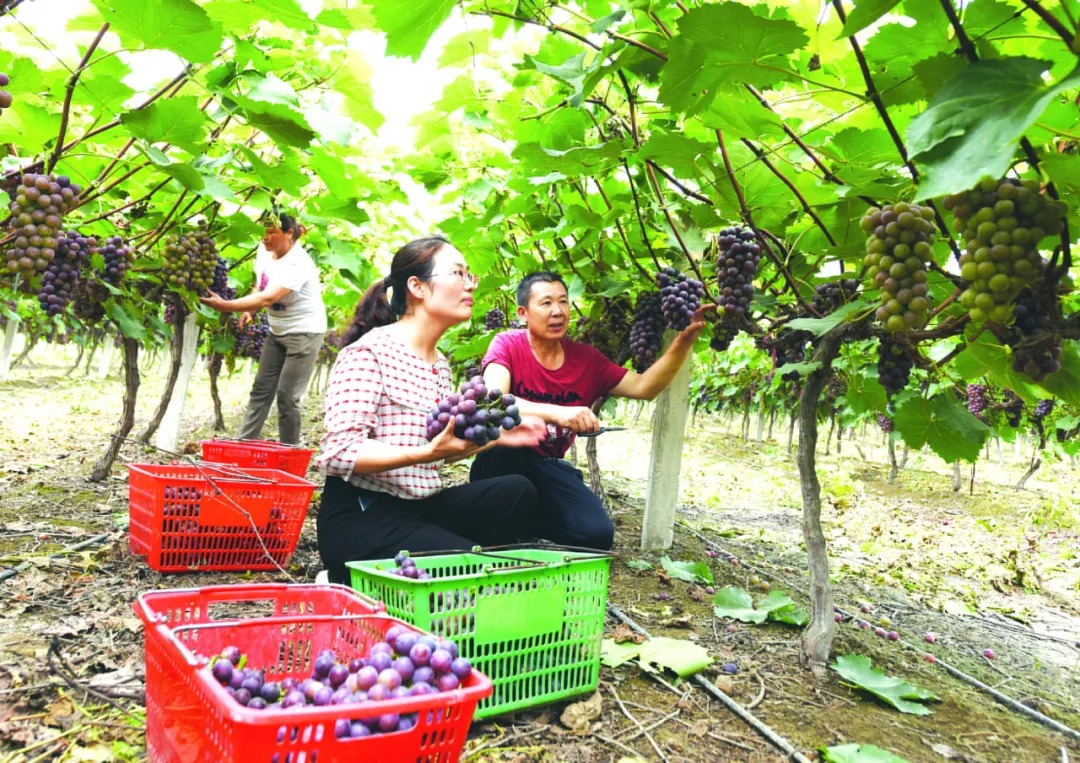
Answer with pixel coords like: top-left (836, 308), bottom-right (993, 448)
top-left (207, 626), bottom-right (473, 740)
top-left (0, 73), bottom-right (11, 116)
top-left (234, 313), bottom-right (269, 359)
top-left (966, 384), bottom-right (988, 418)
top-left (93, 236), bottom-right (135, 287)
top-left (714, 226), bottom-right (760, 317)
top-left (813, 279), bottom-right (860, 314)
top-left (709, 320), bottom-right (737, 352)
top-left (4, 173), bottom-right (81, 279)
top-left (877, 414), bottom-right (894, 434)
top-left (657, 266), bottom-right (703, 331)
top-left (1034, 399), bottom-right (1054, 421)
top-left (211, 257), bottom-right (235, 298)
top-left (484, 307), bottom-right (505, 331)
top-left (37, 231), bottom-right (91, 317)
top-left (629, 292), bottom-right (663, 372)
top-left (509, 317), bottom-right (525, 330)
top-left (759, 329), bottom-right (808, 383)
top-left (1001, 389), bottom-right (1024, 427)
top-left (389, 551), bottom-right (432, 580)
top-left (1009, 289), bottom-right (1061, 381)
top-left (577, 297), bottom-right (632, 364)
top-left (426, 376), bottom-right (522, 446)
top-left (876, 336), bottom-right (912, 398)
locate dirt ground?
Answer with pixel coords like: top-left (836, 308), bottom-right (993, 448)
top-left (0, 343), bottom-right (1078, 762)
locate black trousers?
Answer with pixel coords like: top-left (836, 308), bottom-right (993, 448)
top-left (317, 474), bottom-right (538, 584)
top-left (470, 447), bottom-right (614, 551)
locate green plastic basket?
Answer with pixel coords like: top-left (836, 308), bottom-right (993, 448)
top-left (347, 548), bottom-right (611, 718)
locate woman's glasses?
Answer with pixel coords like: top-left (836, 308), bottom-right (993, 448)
top-left (424, 269), bottom-right (479, 288)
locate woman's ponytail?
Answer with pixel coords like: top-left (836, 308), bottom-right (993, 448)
top-left (340, 277), bottom-right (395, 347)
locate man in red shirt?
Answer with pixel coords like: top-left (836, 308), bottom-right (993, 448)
top-left (471, 272), bottom-right (710, 550)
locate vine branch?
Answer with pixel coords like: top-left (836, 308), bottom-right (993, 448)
top-left (1017, 0), bottom-right (1075, 46)
top-left (48, 23), bottom-right (110, 174)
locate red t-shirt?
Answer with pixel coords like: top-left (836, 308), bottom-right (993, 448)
top-left (483, 330), bottom-right (629, 458)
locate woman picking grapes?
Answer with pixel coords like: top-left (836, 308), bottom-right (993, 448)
top-left (315, 236), bottom-right (545, 584)
top-left (200, 213), bottom-right (326, 445)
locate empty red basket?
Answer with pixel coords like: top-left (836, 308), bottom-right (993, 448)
top-left (201, 439), bottom-right (315, 477)
top-left (135, 584), bottom-right (388, 763)
top-left (145, 613), bottom-right (492, 763)
top-left (127, 464), bottom-right (316, 572)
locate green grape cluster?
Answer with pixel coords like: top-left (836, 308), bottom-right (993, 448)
top-left (3, 173), bottom-right (82, 280)
top-left (860, 202), bottom-right (935, 332)
top-left (161, 231), bottom-right (218, 292)
top-left (944, 178), bottom-right (1067, 324)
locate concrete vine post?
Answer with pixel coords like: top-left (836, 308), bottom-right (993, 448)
top-left (797, 325), bottom-right (847, 676)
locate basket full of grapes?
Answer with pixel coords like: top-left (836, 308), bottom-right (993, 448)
top-left (347, 547), bottom-right (612, 718)
top-left (144, 610), bottom-right (491, 763)
top-left (201, 439), bottom-right (315, 477)
top-left (127, 463), bottom-right (317, 572)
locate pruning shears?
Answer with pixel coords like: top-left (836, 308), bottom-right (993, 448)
top-left (576, 427), bottom-right (627, 438)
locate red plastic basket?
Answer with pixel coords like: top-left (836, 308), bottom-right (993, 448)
top-left (202, 439), bottom-right (315, 477)
top-left (127, 464), bottom-right (316, 572)
top-left (136, 584), bottom-right (387, 763)
top-left (146, 613), bottom-right (492, 763)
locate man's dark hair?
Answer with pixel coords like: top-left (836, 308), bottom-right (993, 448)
top-left (517, 271), bottom-right (568, 307)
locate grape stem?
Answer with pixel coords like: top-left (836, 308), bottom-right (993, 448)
top-left (48, 23), bottom-right (110, 174)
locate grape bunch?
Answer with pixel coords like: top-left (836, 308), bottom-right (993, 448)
top-left (388, 551), bottom-right (432, 580)
top-left (37, 230), bottom-right (91, 317)
top-left (945, 178), bottom-right (1067, 325)
top-left (508, 317), bottom-right (525, 330)
top-left (759, 329), bottom-right (808, 382)
top-left (3, 173), bottom-right (82, 280)
top-left (713, 226), bottom-right (760, 317)
top-left (161, 230), bottom-right (218, 292)
top-left (484, 307), bottom-right (505, 331)
top-left (1034, 399), bottom-right (1054, 421)
top-left (1001, 389), bottom-right (1024, 428)
top-left (861, 202), bottom-right (935, 332)
top-left (211, 257), bottom-right (235, 299)
top-left (877, 414), bottom-right (894, 434)
top-left (426, 376), bottom-right (522, 446)
top-left (577, 296), bottom-right (632, 364)
top-left (657, 266), bottom-right (704, 331)
top-left (876, 336), bottom-right (912, 398)
top-left (966, 383), bottom-right (988, 418)
top-left (207, 627), bottom-right (473, 739)
top-left (234, 313), bottom-right (269, 359)
top-left (0, 73), bottom-right (11, 115)
top-left (628, 291), bottom-right (664, 372)
top-left (709, 318), bottom-right (738, 352)
top-left (92, 235), bottom-right (134, 287)
top-left (813, 279), bottom-right (861, 315)
top-left (1008, 288), bottom-right (1062, 381)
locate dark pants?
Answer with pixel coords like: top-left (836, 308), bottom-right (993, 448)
top-left (237, 331), bottom-right (323, 445)
top-left (470, 447), bottom-right (614, 551)
top-left (317, 475), bottom-right (538, 584)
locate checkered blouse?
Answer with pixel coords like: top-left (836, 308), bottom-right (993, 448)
top-left (316, 325), bottom-right (453, 499)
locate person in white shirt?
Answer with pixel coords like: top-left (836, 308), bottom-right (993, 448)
top-left (201, 213), bottom-right (327, 444)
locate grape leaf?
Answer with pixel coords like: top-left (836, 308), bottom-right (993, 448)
top-left (107, 303), bottom-right (146, 341)
top-left (92, 0), bottom-right (223, 64)
top-left (892, 393), bottom-right (991, 463)
top-left (370, 0), bottom-right (456, 61)
top-left (712, 586), bottom-right (767, 623)
top-left (821, 743), bottom-right (910, 763)
top-left (601, 637), bottom-right (713, 678)
top-left (907, 58), bottom-right (1080, 199)
top-left (659, 4), bottom-right (807, 117)
top-left (120, 97), bottom-right (208, 153)
top-left (660, 556), bottom-right (713, 585)
top-left (838, 0), bottom-right (902, 38)
top-left (831, 654), bottom-right (939, 715)
top-left (625, 560), bottom-right (653, 571)
top-left (786, 302), bottom-right (868, 336)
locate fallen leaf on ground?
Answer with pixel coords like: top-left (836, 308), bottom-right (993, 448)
top-left (560, 691), bottom-right (602, 734)
top-left (612, 623), bottom-right (646, 644)
top-left (658, 614), bottom-right (695, 628)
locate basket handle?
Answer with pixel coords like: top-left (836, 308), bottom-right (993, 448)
top-left (401, 544), bottom-right (613, 572)
top-left (162, 613), bottom-right (406, 666)
top-left (134, 583), bottom-right (371, 624)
